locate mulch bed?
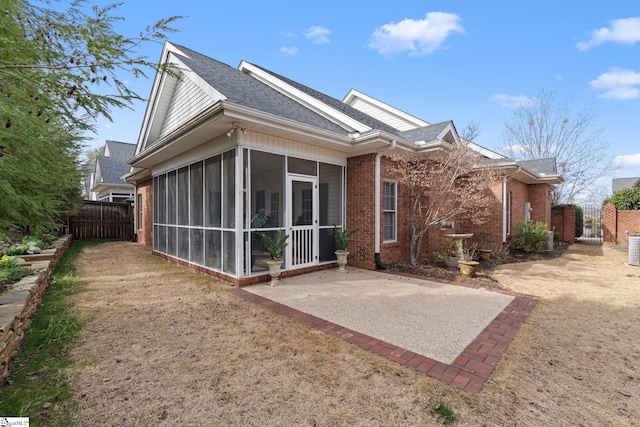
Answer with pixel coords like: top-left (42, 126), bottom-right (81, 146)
top-left (387, 242), bottom-right (569, 289)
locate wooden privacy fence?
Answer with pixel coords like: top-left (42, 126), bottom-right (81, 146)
top-left (65, 201), bottom-right (134, 240)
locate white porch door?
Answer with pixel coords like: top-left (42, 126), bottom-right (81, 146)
top-left (287, 175), bottom-right (318, 270)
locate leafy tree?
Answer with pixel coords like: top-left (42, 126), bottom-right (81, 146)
top-left (499, 89), bottom-right (612, 204)
top-left (603, 187), bottom-right (640, 210)
top-left (388, 141), bottom-right (503, 265)
top-left (0, 0), bottom-right (181, 237)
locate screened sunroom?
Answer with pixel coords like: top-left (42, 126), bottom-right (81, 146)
top-left (152, 147), bottom-right (346, 280)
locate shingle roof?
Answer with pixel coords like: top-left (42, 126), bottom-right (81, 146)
top-left (399, 121), bottom-right (452, 143)
top-left (105, 140), bottom-right (136, 163)
top-left (96, 155), bottom-right (133, 185)
top-left (171, 45), bottom-right (347, 135)
top-left (612, 177), bottom-right (640, 193)
top-left (520, 158), bottom-right (558, 175)
top-left (249, 63), bottom-right (404, 137)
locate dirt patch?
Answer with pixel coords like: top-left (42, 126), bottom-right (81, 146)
top-left (68, 242), bottom-right (640, 426)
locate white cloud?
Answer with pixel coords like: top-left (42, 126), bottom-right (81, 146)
top-left (553, 74), bottom-right (563, 81)
top-left (614, 153), bottom-right (640, 168)
top-left (279, 46), bottom-right (299, 56)
top-left (490, 93), bottom-right (529, 108)
top-left (613, 153), bottom-right (640, 179)
top-left (576, 17), bottom-right (640, 50)
top-left (590, 67), bottom-right (640, 99)
top-left (305, 26), bottom-right (331, 44)
top-left (104, 123), bottom-right (112, 129)
top-left (368, 12), bottom-right (464, 56)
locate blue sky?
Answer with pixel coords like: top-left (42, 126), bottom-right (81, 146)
top-left (86, 0), bottom-right (640, 191)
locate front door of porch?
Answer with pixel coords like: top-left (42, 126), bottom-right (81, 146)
top-left (287, 174), bottom-right (318, 270)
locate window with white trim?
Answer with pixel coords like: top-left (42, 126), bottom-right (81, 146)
top-left (383, 181), bottom-right (397, 242)
top-left (137, 194), bottom-right (143, 230)
top-left (506, 191), bottom-right (512, 235)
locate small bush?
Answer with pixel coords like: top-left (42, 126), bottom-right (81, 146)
top-left (5, 244), bottom-right (29, 256)
top-left (512, 220), bottom-right (549, 253)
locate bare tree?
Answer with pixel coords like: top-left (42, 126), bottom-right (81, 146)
top-left (389, 141), bottom-right (503, 265)
top-left (460, 120), bottom-right (481, 142)
top-left (500, 89), bottom-right (612, 203)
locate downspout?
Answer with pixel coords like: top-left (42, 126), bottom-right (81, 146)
top-left (502, 166), bottom-right (521, 243)
top-left (374, 139), bottom-right (396, 269)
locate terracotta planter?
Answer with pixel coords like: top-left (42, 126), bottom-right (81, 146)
top-left (335, 250), bottom-right (349, 272)
top-left (265, 259), bottom-right (283, 286)
top-left (459, 260), bottom-right (480, 278)
top-left (479, 249), bottom-right (491, 262)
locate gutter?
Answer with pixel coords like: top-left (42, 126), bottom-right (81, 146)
top-left (374, 139), bottom-right (396, 269)
top-left (503, 166), bottom-right (521, 243)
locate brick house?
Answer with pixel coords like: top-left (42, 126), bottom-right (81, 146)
top-left (126, 42), bottom-right (562, 285)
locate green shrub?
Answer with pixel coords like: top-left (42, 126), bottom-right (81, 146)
top-left (603, 187), bottom-right (640, 210)
top-left (512, 220), bottom-right (549, 253)
top-left (5, 243), bottom-right (29, 256)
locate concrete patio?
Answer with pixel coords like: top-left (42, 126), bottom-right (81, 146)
top-left (232, 267), bottom-right (538, 393)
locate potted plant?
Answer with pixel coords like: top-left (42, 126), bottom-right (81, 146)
top-left (459, 243), bottom-right (480, 278)
top-left (256, 229), bottom-right (289, 286)
top-left (334, 225), bottom-right (360, 272)
top-left (434, 238), bottom-right (459, 269)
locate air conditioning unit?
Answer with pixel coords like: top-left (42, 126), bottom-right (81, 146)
top-left (629, 235), bottom-right (640, 266)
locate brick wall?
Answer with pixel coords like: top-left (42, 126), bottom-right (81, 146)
top-left (603, 203), bottom-right (640, 246)
top-left (456, 181), bottom-right (504, 247)
top-left (346, 154), bottom-right (377, 269)
top-left (551, 204), bottom-right (576, 243)
top-left (346, 155), bottom-right (558, 266)
top-left (346, 154), bottom-right (414, 269)
top-left (136, 178), bottom-right (153, 247)
top-left (508, 179), bottom-right (528, 228)
top-left (528, 184), bottom-right (552, 224)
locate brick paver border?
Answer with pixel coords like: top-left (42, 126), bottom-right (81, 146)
top-left (229, 276), bottom-right (538, 394)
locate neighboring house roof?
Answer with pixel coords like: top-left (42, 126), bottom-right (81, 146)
top-left (95, 156), bottom-right (133, 186)
top-left (81, 171), bottom-right (93, 198)
top-left (90, 141), bottom-right (136, 194)
top-left (105, 140), bottom-right (136, 163)
top-left (612, 177), bottom-right (640, 193)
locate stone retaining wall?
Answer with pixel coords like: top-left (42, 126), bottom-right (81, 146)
top-left (0, 235), bottom-right (73, 382)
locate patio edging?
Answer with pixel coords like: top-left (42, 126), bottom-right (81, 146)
top-left (229, 274), bottom-right (538, 394)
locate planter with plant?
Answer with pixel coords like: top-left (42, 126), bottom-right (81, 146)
top-left (459, 243), bottom-right (480, 278)
top-left (433, 238), bottom-right (459, 269)
top-left (334, 225), bottom-right (360, 272)
top-left (256, 229), bottom-right (289, 285)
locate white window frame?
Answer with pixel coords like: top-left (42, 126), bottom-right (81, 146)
top-left (506, 191), bottom-right (512, 235)
top-left (383, 181), bottom-right (397, 242)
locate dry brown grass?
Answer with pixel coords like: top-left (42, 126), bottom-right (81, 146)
top-left (67, 242), bottom-right (640, 426)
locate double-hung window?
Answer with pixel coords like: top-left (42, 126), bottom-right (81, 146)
top-left (383, 181), bottom-right (397, 242)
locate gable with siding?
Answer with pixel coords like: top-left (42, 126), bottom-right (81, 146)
top-left (160, 74), bottom-right (215, 139)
